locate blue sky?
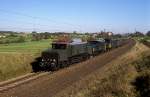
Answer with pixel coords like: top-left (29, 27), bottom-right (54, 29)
top-left (0, 0), bottom-right (149, 33)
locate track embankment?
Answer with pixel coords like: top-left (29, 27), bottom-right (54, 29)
top-left (143, 41), bottom-right (150, 47)
top-left (54, 41), bottom-right (150, 97)
top-left (0, 39), bottom-right (135, 97)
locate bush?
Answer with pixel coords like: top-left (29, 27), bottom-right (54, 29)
top-left (133, 55), bottom-right (150, 97)
top-left (134, 55), bottom-right (150, 72)
top-left (132, 71), bottom-right (150, 97)
top-left (0, 36), bottom-right (26, 44)
top-left (17, 36), bottom-right (26, 43)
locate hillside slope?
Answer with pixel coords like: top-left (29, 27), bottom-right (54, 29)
top-left (55, 42), bottom-right (150, 97)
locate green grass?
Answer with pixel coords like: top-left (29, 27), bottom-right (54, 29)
top-left (0, 39), bottom-right (52, 81)
top-left (0, 53), bottom-right (35, 81)
top-left (134, 36), bottom-right (150, 42)
top-left (0, 39), bottom-right (52, 53)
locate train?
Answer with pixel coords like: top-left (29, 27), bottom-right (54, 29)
top-left (32, 38), bottom-right (125, 71)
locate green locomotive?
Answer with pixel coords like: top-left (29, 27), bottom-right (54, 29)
top-left (40, 41), bottom-right (91, 70)
top-left (32, 38), bottom-right (124, 71)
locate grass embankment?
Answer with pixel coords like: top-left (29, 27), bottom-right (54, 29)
top-left (0, 39), bottom-right (51, 82)
top-left (54, 42), bottom-right (150, 97)
top-left (133, 55), bottom-right (150, 97)
top-left (79, 44), bottom-right (150, 97)
top-left (83, 55), bottom-right (150, 97)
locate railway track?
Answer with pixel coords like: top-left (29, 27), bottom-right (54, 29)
top-left (0, 72), bottom-right (50, 92)
top-left (0, 39), bottom-right (135, 97)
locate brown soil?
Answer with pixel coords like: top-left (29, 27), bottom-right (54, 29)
top-left (0, 39), bottom-right (135, 97)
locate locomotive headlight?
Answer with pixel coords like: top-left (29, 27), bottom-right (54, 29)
top-left (42, 59), bottom-right (44, 62)
top-left (53, 59), bottom-right (56, 62)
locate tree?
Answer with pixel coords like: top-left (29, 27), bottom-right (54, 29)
top-left (113, 34), bottom-right (122, 38)
top-left (43, 32), bottom-right (50, 39)
top-left (17, 36), bottom-right (26, 43)
top-left (32, 31), bottom-right (37, 34)
top-left (73, 31), bottom-right (77, 34)
top-left (146, 31), bottom-right (150, 36)
top-left (31, 31), bottom-right (41, 41)
top-left (9, 33), bottom-right (17, 37)
top-left (130, 31), bottom-right (144, 37)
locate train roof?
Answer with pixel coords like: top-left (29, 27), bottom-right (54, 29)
top-left (88, 40), bottom-right (105, 43)
top-left (52, 41), bottom-right (87, 45)
top-left (69, 41), bottom-right (87, 45)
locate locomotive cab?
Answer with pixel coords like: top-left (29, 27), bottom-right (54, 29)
top-left (51, 42), bottom-right (69, 62)
top-left (40, 42), bottom-right (69, 70)
top-left (52, 43), bottom-right (67, 49)
top-left (40, 40), bottom-right (90, 70)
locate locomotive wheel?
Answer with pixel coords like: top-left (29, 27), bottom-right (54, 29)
top-left (87, 55), bottom-right (90, 59)
top-left (66, 61), bottom-right (70, 66)
top-left (51, 63), bottom-right (60, 71)
top-left (82, 55), bottom-right (88, 61)
top-left (61, 61), bottom-right (69, 68)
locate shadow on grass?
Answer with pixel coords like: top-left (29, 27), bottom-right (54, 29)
top-left (31, 57), bottom-right (43, 72)
top-left (132, 55), bottom-right (150, 97)
top-left (132, 72), bottom-right (150, 97)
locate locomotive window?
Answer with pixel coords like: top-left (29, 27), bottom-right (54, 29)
top-left (88, 41), bottom-right (98, 44)
top-left (52, 44), bottom-right (67, 49)
top-left (105, 39), bottom-right (111, 43)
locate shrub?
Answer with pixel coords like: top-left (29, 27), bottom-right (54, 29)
top-left (133, 55), bottom-right (150, 97)
top-left (134, 55), bottom-right (150, 72)
top-left (132, 71), bottom-right (150, 97)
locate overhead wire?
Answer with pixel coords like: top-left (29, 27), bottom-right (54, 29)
top-left (0, 8), bottom-right (82, 32)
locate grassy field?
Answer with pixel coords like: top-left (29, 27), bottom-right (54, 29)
top-left (0, 39), bottom-right (52, 53)
top-left (0, 39), bottom-right (52, 82)
top-left (0, 53), bottom-right (34, 81)
top-left (134, 36), bottom-right (150, 42)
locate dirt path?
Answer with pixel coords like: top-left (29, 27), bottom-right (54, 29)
top-left (0, 40), bottom-right (135, 97)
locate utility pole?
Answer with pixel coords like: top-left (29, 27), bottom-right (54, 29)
top-left (104, 28), bottom-right (106, 32)
top-left (134, 28), bottom-right (137, 33)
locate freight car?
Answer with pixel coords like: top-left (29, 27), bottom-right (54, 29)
top-left (32, 38), bottom-right (124, 71)
top-left (87, 39), bottom-right (106, 56)
top-left (111, 39), bottom-right (120, 48)
top-left (105, 38), bottom-right (122, 50)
